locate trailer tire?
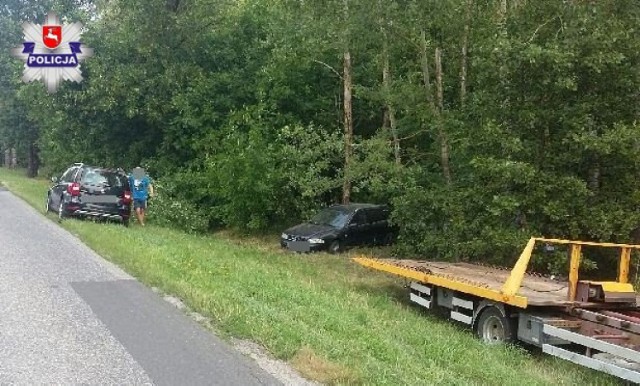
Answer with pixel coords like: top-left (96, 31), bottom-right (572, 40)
top-left (475, 306), bottom-right (516, 344)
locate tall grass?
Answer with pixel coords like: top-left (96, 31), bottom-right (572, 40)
top-left (0, 168), bottom-right (617, 385)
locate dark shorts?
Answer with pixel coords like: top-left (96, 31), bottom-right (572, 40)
top-left (133, 199), bottom-right (147, 210)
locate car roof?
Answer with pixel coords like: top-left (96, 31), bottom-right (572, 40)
top-left (77, 165), bottom-right (127, 176)
top-left (328, 203), bottom-right (386, 211)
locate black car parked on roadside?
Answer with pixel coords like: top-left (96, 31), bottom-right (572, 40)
top-left (281, 203), bottom-right (395, 253)
top-left (45, 163), bottom-right (132, 226)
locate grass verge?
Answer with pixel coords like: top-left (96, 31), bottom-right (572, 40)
top-left (0, 167), bottom-right (619, 385)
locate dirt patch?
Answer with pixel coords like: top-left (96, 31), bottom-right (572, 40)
top-left (290, 347), bottom-right (357, 385)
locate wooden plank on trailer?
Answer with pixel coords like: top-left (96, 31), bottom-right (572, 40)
top-left (352, 257), bottom-right (529, 308)
top-left (353, 257), bottom-right (573, 306)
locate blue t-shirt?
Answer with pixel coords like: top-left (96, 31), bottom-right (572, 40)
top-left (129, 175), bottom-right (150, 201)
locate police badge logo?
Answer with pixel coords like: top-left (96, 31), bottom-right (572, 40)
top-left (11, 11), bottom-right (93, 93)
top-left (42, 25), bottom-right (62, 49)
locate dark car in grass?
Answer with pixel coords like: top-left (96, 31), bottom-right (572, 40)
top-left (45, 163), bottom-right (132, 226)
top-left (281, 203), bottom-right (395, 253)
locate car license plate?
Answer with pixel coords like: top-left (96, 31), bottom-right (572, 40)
top-left (288, 240), bottom-right (311, 252)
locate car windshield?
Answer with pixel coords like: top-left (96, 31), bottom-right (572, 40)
top-left (309, 208), bottom-right (350, 228)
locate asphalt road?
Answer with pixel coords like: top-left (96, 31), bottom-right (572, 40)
top-left (0, 188), bottom-right (281, 385)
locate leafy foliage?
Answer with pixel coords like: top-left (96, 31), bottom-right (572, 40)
top-left (1, 0), bottom-right (640, 268)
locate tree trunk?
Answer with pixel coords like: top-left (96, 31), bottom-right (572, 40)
top-left (435, 48), bottom-right (452, 185)
top-left (435, 48), bottom-right (444, 112)
top-left (27, 142), bottom-right (39, 178)
top-left (459, 0), bottom-right (473, 107)
top-left (382, 108), bottom-right (390, 129)
top-left (389, 101), bottom-right (400, 165)
top-left (499, 0), bottom-right (507, 21)
top-left (420, 33), bottom-right (451, 184)
top-left (166, 0), bottom-right (181, 12)
top-left (381, 19), bottom-right (400, 165)
top-left (537, 126), bottom-right (549, 170)
top-left (420, 30), bottom-right (436, 110)
top-left (342, 0), bottom-right (353, 204)
top-left (588, 162), bottom-right (600, 193)
top-left (10, 147), bottom-right (17, 168)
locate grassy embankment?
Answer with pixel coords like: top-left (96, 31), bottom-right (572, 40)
top-left (0, 167), bottom-right (618, 385)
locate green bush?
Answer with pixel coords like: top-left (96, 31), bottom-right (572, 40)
top-left (145, 179), bottom-right (209, 233)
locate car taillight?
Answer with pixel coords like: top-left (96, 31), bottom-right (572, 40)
top-left (67, 182), bottom-right (81, 196)
top-left (123, 191), bottom-right (132, 204)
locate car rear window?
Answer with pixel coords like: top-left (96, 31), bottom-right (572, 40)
top-left (82, 168), bottom-right (127, 187)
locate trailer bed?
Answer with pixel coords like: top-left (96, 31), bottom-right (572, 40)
top-left (354, 256), bottom-right (639, 308)
top-left (384, 259), bottom-right (573, 306)
top-left (353, 238), bottom-right (640, 382)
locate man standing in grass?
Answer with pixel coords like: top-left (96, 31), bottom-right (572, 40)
top-left (129, 166), bottom-right (154, 226)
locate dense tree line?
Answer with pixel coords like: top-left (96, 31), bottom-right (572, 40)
top-left (1, 0), bottom-right (639, 267)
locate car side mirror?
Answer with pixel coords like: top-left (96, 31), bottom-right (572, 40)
top-left (51, 176), bottom-right (58, 183)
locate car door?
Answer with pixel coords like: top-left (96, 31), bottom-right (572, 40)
top-left (366, 207), bottom-right (389, 245)
top-left (345, 210), bottom-right (368, 246)
top-left (51, 166), bottom-right (77, 207)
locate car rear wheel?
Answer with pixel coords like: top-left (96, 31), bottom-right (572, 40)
top-left (45, 194), bottom-right (52, 213)
top-left (122, 218), bottom-right (130, 227)
top-left (58, 199), bottom-right (67, 222)
top-left (328, 240), bottom-right (343, 254)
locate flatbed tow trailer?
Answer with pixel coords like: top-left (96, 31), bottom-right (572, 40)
top-left (353, 238), bottom-right (640, 383)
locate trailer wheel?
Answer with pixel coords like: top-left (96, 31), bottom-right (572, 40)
top-left (475, 306), bottom-right (515, 344)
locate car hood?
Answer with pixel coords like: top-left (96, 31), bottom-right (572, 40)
top-left (283, 223), bottom-right (336, 239)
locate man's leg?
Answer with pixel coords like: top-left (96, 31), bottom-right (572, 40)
top-left (137, 199), bottom-right (147, 226)
top-left (139, 208), bottom-right (145, 226)
top-left (135, 206), bottom-right (144, 225)
top-left (133, 200), bottom-right (145, 225)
